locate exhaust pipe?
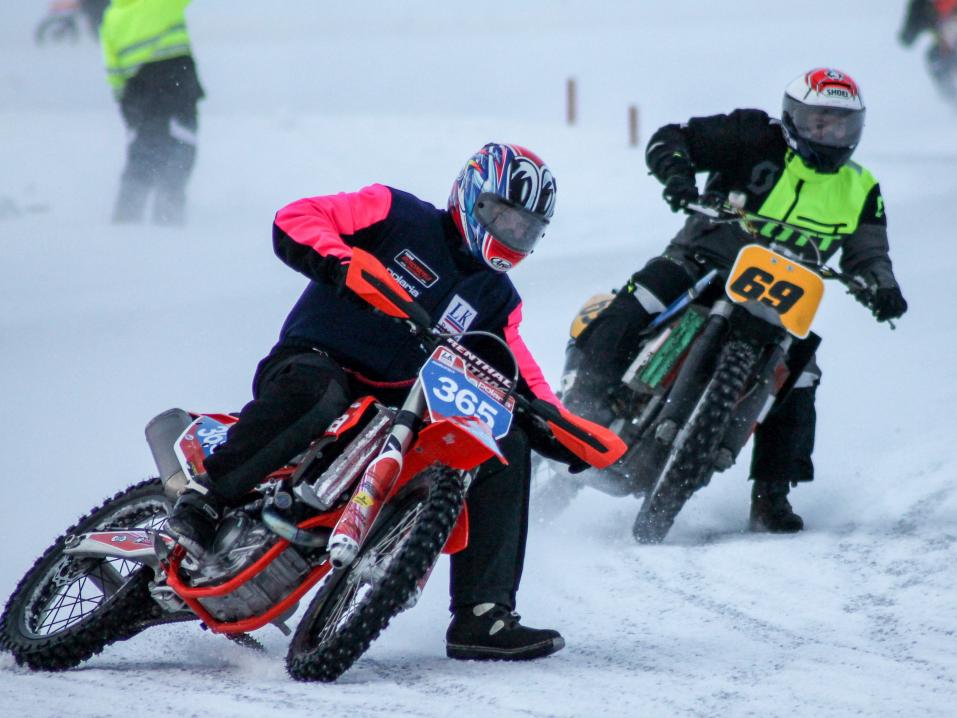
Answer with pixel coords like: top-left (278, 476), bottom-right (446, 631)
top-left (145, 408), bottom-right (193, 500)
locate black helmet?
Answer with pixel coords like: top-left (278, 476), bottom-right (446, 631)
top-left (782, 68), bottom-right (866, 173)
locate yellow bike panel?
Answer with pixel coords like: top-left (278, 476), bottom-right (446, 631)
top-left (725, 245), bottom-right (824, 338)
top-left (570, 293), bottom-right (614, 340)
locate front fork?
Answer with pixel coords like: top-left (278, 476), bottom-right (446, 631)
top-left (327, 382), bottom-right (427, 568)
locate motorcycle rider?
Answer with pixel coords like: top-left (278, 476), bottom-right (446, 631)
top-left (899, 0), bottom-right (957, 99)
top-left (167, 142), bottom-right (622, 661)
top-left (900, 0), bottom-right (957, 44)
top-left (563, 69), bottom-right (908, 533)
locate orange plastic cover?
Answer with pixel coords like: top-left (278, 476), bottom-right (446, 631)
top-left (345, 248), bottom-right (414, 319)
top-left (548, 407), bottom-right (627, 469)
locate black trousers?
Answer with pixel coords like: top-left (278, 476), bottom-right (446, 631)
top-left (204, 347), bottom-right (352, 503)
top-left (449, 427), bottom-right (532, 612)
top-left (206, 345), bottom-right (534, 612)
top-left (114, 56), bottom-right (202, 223)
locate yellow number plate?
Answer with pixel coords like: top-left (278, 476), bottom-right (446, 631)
top-left (725, 245), bottom-right (824, 338)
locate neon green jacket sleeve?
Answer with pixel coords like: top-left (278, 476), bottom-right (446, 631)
top-left (100, 0), bottom-right (193, 98)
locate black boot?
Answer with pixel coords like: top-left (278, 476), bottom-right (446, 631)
top-left (749, 479), bottom-right (804, 533)
top-left (446, 603), bottom-right (565, 661)
top-left (166, 475), bottom-right (226, 557)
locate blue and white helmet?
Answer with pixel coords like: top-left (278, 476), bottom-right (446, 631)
top-left (448, 143), bottom-right (556, 271)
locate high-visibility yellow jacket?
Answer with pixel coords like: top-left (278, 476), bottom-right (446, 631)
top-left (100, 0), bottom-right (193, 98)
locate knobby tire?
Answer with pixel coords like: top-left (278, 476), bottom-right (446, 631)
top-left (0, 478), bottom-right (171, 670)
top-left (633, 340), bottom-right (758, 543)
top-left (286, 463), bottom-right (465, 682)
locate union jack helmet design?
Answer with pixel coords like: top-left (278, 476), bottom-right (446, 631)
top-left (782, 68), bottom-right (866, 173)
top-left (448, 143), bottom-right (556, 272)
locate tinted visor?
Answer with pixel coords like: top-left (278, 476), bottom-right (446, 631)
top-left (473, 193), bottom-right (549, 253)
top-left (784, 95), bottom-right (864, 148)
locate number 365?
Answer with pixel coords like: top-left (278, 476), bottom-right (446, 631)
top-left (432, 376), bottom-right (499, 428)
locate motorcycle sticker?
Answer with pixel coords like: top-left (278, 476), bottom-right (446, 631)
top-left (175, 414), bottom-right (233, 478)
top-left (420, 348), bottom-right (514, 438)
top-left (725, 244), bottom-right (824, 338)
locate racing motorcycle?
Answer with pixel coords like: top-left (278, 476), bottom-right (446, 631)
top-left (0, 249), bottom-right (622, 682)
top-left (534, 198), bottom-right (886, 543)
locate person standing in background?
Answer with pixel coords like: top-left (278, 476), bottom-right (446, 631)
top-left (100, 0), bottom-right (203, 225)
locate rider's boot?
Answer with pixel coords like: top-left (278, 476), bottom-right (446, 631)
top-left (166, 474), bottom-right (227, 557)
top-left (446, 603), bottom-right (565, 661)
top-left (749, 479), bottom-right (804, 533)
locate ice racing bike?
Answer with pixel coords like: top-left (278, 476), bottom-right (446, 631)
top-left (534, 198), bottom-right (889, 543)
top-left (0, 249), bottom-right (624, 682)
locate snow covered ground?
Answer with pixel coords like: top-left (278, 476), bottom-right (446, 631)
top-left (2, 1), bottom-right (956, 716)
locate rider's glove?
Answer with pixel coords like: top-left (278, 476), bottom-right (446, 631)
top-left (871, 286), bottom-right (908, 322)
top-left (662, 173), bottom-right (699, 213)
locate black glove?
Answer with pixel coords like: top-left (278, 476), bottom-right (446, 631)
top-left (520, 411), bottom-right (590, 474)
top-left (662, 173), bottom-right (699, 213)
top-left (871, 286), bottom-right (908, 322)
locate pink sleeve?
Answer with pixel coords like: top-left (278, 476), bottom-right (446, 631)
top-left (274, 183), bottom-right (393, 261)
top-left (504, 303), bottom-right (561, 407)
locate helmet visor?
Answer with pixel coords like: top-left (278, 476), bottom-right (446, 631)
top-left (473, 192), bottom-right (549, 253)
top-left (784, 96), bottom-right (864, 148)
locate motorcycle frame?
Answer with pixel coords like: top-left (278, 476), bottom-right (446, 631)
top-left (69, 379), bottom-right (503, 635)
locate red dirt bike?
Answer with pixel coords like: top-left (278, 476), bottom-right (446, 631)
top-left (0, 249), bottom-right (624, 682)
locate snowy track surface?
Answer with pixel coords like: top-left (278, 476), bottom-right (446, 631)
top-left (2, 2), bottom-right (955, 716)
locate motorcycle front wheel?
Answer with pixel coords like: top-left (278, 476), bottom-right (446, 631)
top-left (0, 478), bottom-right (171, 670)
top-left (633, 340), bottom-right (758, 543)
top-left (286, 463), bottom-right (465, 682)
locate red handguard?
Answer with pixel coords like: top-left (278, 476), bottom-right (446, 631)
top-left (344, 248), bottom-right (414, 319)
top-left (547, 406), bottom-right (627, 469)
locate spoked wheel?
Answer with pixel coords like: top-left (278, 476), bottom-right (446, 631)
top-left (287, 463), bottom-right (466, 682)
top-left (0, 478), bottom-right (172, 670)
top-left (633, 340), bottom-right (758, 544)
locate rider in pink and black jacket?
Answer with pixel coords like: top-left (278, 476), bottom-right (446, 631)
top-left (167, 143), bottom-right (604, 662)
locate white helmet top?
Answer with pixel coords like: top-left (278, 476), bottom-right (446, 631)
top-left (782, 68), bottom-right (865, 172)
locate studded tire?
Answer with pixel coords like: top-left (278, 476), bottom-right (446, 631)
top-left (0, 478), bottom-right (171, 670)
top-left (633, 340), bottom-right (758, 544)
top-left (286, 463), bottom-right (466, 682)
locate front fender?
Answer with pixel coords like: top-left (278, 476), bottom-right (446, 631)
top-left (390, 417), bottom-right (502, 556)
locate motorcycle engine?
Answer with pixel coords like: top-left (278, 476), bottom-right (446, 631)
top-left (186, 513), bottom-right (313, 623)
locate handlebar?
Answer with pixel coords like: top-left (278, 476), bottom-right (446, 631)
top-left (683, 200), bottom-right (894, 326)
top-left (347, 249), bottom-right (628, 466)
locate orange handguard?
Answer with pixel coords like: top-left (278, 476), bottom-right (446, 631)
top-left (345, 247), bottom-right (414, 319)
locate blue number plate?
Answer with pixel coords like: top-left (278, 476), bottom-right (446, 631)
top-left (419, 348), bottom-right (514, 439)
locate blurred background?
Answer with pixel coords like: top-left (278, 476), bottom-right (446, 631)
top-left (1, 2), bottom-right (956, 716)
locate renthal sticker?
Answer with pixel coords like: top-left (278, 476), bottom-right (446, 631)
top-left (395, 249), bottom-right (439, 287)
top-left (438, 295), bottom-right (478, 334)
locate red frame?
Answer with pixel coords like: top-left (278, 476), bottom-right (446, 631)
top-left (165, 405), bottom-right (496, 634)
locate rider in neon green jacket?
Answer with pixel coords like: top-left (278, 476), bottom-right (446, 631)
top-left (564, 68), bottom-right (907, 535)
top-left (100, 0), bottom-right (202, 225)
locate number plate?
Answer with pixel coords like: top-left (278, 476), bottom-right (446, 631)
top-left (419, 347), bottom-right (515, 438)
top-left (725, 244), bottom-right (824, 338)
